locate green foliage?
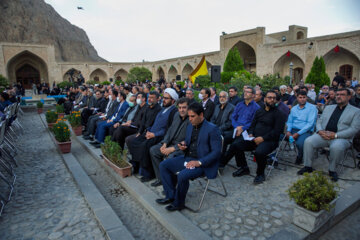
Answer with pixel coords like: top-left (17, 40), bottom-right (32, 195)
top-left (223, 48), bottom-right (245, 72)
top-left (101, 136), bottom-right (129, 168)
top-left (36, 102), bottom-right (43, 108)
top-left (306, 56), bottom-right (330, 93)
top-left (102, 80), bottom-right (111, 85)
top-left (176, 81), bottom-right (185, 88)
top-left (0, 74), bottom-right (9, 87)
top-left (67, 111), bottom-right (81, 127)
top-left (195, 75), bottom-right (211, 88)
top-left (86, 80), bottom-right (97, 85)
top-left (115, 79), bottom-right (123, 86)
top-left (57, 81), bottom-right (73, 89)
top-left (55, 104), bottom-right (64, 114)
top-left (288, 171), bottom-right (337, 212)
top-left (229, 73), bottom-right (287, 93)
top-left (221, 71), bottom-right (235, 84)
top-left (45, 110), bottom-right (58, 123)
top-left (126, 67), bottom-right (152, 83)
top-left (52, 120), bottom-right (71, 142)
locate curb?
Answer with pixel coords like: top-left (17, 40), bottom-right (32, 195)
top-left (74, 132), bottom-right (212, 240)
top-left (39, 114), bottom-right (134, 240)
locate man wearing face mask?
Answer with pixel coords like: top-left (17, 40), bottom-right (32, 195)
top-left (129, 89), bottom-right (178, 182)
top-left (90, 91), bottom-right (129, 147)
top-left (109, 95), bottom-right (138, 136)
top-left (199, 88), bottom-right (215, 121)
top-left (111, 92), bottom-right (148, 150)
top-left (83, 89), bottom-right (119, 141)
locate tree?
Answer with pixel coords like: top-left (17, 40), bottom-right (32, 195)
top-left (0, 74), bottom-right (9, 87)
top-left (305, 56), bottom-right (330, 93)
top-left (223, 48), bottom-right (244, 72)
top-left (195, 75), bottom-right (211, 88)
top-left (126, 67), bottom-right (152, 83)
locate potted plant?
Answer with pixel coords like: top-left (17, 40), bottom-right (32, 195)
top-left (56, 104), bottom-right (65, 118)
top-left (101, 136), bottom-right (132, 178)
top-left (45, 110), bottom-right (58, 128)
top-left (67, 111), bottom-right (82, 136)
top-left (37, 101), bottom-right (44, 114)
top-left (53, 119), bottom-right (71, 153)
top-left (287, 171), bottom-right (338, 233)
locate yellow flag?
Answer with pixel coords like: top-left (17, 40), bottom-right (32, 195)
top-left (189, 56), bottom-right (208, 83)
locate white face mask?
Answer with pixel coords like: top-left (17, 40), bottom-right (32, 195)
top-left (136, 98), bottom-right (142, 105)
top-left (117, 96), bottom-right (120, 102)
top-left (198, 93), bottom-right (203, 100)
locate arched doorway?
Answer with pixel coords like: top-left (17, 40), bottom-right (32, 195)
top-left (63, 68), bottom-right (83, 82)
top-left (114, 69), bottom-right (128, 81)
top-left (168, 65), bottom-right (178, 82)
top-left (16, 64), bottom-right (40, 89)
top-left (6, 50), bottom-right (48, 89)
top-left (323, 46), bottom-right (360, 80)
top-left (273, 52), bottom-right (305, 84)
top-left (157, 67), bottom-right (165, 80)
top-left (89, 68), bottom-right (108, 82)
top-left (182, 64), bottom-right (194, 81)
top-left (297, 31), bottom-right (304, 40)
top-left (231, 41), bottom-right (256, 72)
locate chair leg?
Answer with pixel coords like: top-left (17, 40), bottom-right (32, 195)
top-left (186, 180), bottom-right (210, 213)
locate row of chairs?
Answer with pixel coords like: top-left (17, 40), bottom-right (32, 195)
top-left (0, 102), bottom-right (24, 216)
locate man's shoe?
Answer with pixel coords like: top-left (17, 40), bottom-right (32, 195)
top-left (155, 198), bottom-right (174, 205)
top-left (295, 157), bottom-right (303, 165)
top-left (297, 166), bottom-right (313, 175)
top-left (90, 140), bottom-right (100, 145)
top-left (232, 167), bottom-right (250, 177)
top-left (253, 174), bottom-right (265, 184)
top-left (165, 204), bottom-right (184, 212)
top-left (140, 176), bottom-right (154, 183)
top-left (94, 143), bottom-right (101, 148)
top-left (151, 179), bottom-right (162, 187)
top-left (329, 171), bottom-right (338, 182)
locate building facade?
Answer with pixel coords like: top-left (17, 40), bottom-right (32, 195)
top-left (0, 25), bottom-right (359, 88)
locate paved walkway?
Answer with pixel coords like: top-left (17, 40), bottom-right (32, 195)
top-left (0, 112), bottom-right (106, 240)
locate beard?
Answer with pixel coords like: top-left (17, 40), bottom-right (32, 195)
top-left (265, 101), bottom-right (275, 109)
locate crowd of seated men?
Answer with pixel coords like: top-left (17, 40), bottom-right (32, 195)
top-left (55, 72), bottom-right (360, 212)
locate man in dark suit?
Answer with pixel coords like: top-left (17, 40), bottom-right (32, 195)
top-left (156, 102), bottom-right (222, 211)
top-left (210, 90), bottom-right (234, 153)
top-left (149, 97), bottom-right (190, 187)
top-left (228, 86), bottom-right (241, 106)
top-left (210, 87), bottom-right (220, 105)
top-left (81, 90), bottom-right (107, 127)
top-left (199, 88), bottom-right (215, 121)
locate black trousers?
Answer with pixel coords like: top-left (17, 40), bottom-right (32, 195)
top-left (110, 125), bottom-right (138, 150)
top-left (81, 108), bottom-right (94, 126)
top-left (221, 136), bottom-right (278, 176)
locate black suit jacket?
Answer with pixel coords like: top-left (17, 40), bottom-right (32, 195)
top-left (210, 102), bottom-right (235, 133)
top-left (202, 99), bottom-right (215, 121)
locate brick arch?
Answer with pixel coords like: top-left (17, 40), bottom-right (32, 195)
top-left (114, 68), bottom-right (128, 81)
top-left (6, 50), bottom-right (49, 89)
top-left (182, 64), bottom-right (194, 81)
top-left (168, 65), bottom-right (178, 81)
top-left (230, 40), bottom-right (256, 72)
top-left (273, 51), bottom-right (305, 83)
top-left (63, 68), bottom-right (82, 82)
top-left (89, 68), bottom-right (108, 82)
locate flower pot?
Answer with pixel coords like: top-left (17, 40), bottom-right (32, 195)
top-left (37, 108), bottom-right (43, 114)
top-left (292, 198), bottom-right (337, 233)
top-left (47, 122), bottom-right (55, 128)
top-left (56, 140), bottom-right (71, 154)
top-left (102, 155), bottom-right (132, 178)
top-left (58, 113), bottom-right (65, 118)
top-left (72, 126), bottom-right (82, 136)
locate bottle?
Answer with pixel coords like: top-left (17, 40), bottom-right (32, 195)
top-left (289, 136), bottom-right (295, 150)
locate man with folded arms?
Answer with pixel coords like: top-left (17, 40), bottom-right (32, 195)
top-left (298, 88), bottom-right (360, 181)
top-left (156, 103), bottom-right (221, 211)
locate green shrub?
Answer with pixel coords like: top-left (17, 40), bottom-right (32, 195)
top-left (101, 136), bottom-right (129, 168)
top-left (102, 80), bottom-right (111, 85)
top-left (37, 102), bottom-right (43, 108)
top-left (56, 104), bottom-right (65, 114)
top-left (126, 67), bottom-right (152, 83)
top-left (57, 81), bottom-right (73, 89)
top-left (115, 79), bottom-right (123, 86)
top-left (195, 75), bottom-right (211, 88)
top-left (224, 48), bottom-right (245, 72)
top-left (45, 110), bottom-right (58, 123)
top-left (67, 111), bottom-right (81, 127)
top-left (0, 74), bottom-right (9, 88)
top-left (53, 120), bottom-right (71, 142)
top-left (86, 80), bottom-right (97, 85)
top-left (176, 81), bottom-right (185, 88)
top-left (287, 171), bottom-right (337, 212)
top-left (306, 56), bottom-right (330, 93)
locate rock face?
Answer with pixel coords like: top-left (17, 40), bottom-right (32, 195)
top-left (0, 0), bottom-right (105, 62)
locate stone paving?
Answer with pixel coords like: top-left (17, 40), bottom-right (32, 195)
top-left (141, 144), bottom-right (360, 239)
top-left (0, 112), bottom-right (106, 240)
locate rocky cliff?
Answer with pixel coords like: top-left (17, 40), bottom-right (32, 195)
top-left (0, 0), bottom-right (105, 62)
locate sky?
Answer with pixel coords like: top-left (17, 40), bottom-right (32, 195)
top-left (44, 0), bottom-right (360, 62)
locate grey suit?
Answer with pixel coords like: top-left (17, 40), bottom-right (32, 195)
top-left (210, 102), bottom-right (235, 134)
top-left (304, 104), bottom-right (360, 171)
top-left (150, 112), bottom-right (189, 180)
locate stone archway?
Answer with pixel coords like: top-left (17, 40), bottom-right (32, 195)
top-left (157, 67), bottom-right (165, 80)
top-left (168, 65), bottom-right (178, 82)
top-left (323, 46), bottom-right (360, 80)
top-left (114, 69), bottom-right (128, 81)
top-left (231, 40), bottom-right (256, 72)
top-left (63, 68), bottom-right (82, 82)
top-left (182, 64), bottom-right (194, 81)
top-left (6, 50), bottom-right (48, 89)
top-left (273, 52), bottom-right (305, 84)
top-left (89, 68), bottom-right (108, 82)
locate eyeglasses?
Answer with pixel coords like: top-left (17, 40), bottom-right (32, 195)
top-left (266, 96), bottom-right (276, 99)
top-left (219, 96), bottom-right (227, 98)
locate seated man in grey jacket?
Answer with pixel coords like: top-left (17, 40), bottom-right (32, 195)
top-left (149, 98), bottom-right (190, 187)
top-left (298, 88), bottom-right (360, 181)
